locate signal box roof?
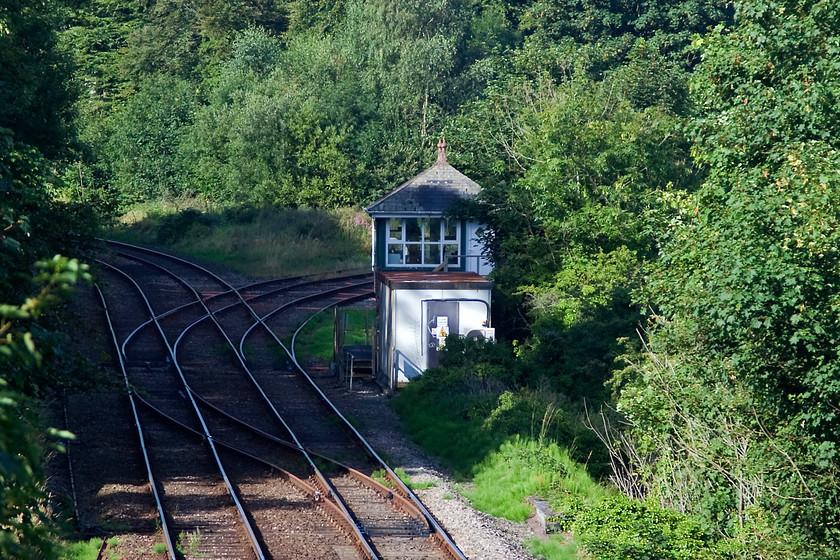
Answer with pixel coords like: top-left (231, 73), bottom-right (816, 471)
top-left (365, 140), bottom-right (482, 217)
top-left (378, 271), bottom-right (491, 291)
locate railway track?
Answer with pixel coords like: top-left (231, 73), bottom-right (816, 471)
top-left (93, 241), bottom-right (466, 560)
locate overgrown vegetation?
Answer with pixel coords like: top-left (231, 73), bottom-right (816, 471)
top-left (3, 0), bottom-right (839, 557)
top-left (393, 336), bottom-right (606, 478)
top-left (58, 538), bottom-right (102, 560)
top-left (109, 206), bottom-right (371, 277)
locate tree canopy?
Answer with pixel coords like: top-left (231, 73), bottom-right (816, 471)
top-left (617, 0), bottom-right (840, 554)
top-left (5, 0), bottom-right (840, 556)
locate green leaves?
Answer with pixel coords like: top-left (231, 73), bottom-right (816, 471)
top-left (0, 255), bottom-right (88, 560)
top-left (571, 495), bottom-right (709, 560)
top-left (621, 0), bottom-right (840, 553)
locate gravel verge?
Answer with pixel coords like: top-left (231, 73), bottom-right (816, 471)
top-left (310, 373), bottom-right (536, 560)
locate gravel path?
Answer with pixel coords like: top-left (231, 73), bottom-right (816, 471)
top-left (311, 374), bottom-right (536, 560)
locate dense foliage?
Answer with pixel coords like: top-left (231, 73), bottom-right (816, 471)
top-left (2, 2), bottom-right (100, 558)
top-left (4, 0), bottom-right (840, 556)
top-left (615, 0), bottom-right (840, 556)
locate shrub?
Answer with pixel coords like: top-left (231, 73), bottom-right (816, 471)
top-left (571, 494), bottom-right (709, 560)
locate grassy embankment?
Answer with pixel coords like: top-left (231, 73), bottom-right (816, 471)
top-left (107, 202), bottom-right (371, 278)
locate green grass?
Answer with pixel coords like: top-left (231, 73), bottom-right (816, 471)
top-left (176, 528), bottom-right (203, 556)
top-left (466, 436), bottom-right (606, 522)
top-left (393, 467), bottom-right (437, 490)
top-left (527, 535), bottom-right (580, 560)
top-left (59, 538), bottom-right (103, 560)
top-left (295, 307), bottom-right (376, 363)
top-left (372, 467), bottom-right (437, 491)
top-left (391, 380), bottom-right (500, 477)
top-left (108, 205), bottom-right (371, 278)
top-left (294, 312), bottom-right (334, 363)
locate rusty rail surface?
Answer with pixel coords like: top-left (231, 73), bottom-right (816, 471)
top-left (102, 240), bottom-right (466, 559)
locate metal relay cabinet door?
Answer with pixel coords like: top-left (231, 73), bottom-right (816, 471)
top-left (426, 300), bottom-right (459, 369)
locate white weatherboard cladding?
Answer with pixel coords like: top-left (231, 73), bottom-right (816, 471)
top-left (465, 221), bottom-right (493, 276)
top-left (391, 287), bottom-right (491, 384)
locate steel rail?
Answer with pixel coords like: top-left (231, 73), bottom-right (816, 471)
top-left (167, 276), bottom-right (379, 560)
top-left (93, 283), bottom-right (177, 560)
top-left (167, 252), bottom-right (466, 558)
top-left (103, 241), bottom-right (461, 559)
top-left (291, 301), bottom-right (468, 560)
top-left (111, 244), bottom-right (370, 361)
top-left (120, 274), bottom-right (372, 359)
top-left (130, 393), bottom-right (372, 543)
top-left (104, 244), bottom-right (378, 560)
top-left (96, 259), bottom-right (268, 560)
top-left (186, 374), bottom-right (429, 526)
top-left (237, 280), bottom-right (373, 358)
top-left (238, 284), bottom-right (469, 558)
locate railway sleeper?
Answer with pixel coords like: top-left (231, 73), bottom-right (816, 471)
top-left (346, 468), bottom-right (428, 531)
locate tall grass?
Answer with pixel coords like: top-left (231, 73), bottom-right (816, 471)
top-left (109, 205), bottom-right (371, 278)
top-left (59, 538), bottom-right (102, 560)
top-left (466, 436), bottom-right (606, 522)
top-left (527, 536), bottom-right (580, 560)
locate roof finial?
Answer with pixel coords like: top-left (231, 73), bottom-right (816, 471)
top-left (436, 138), bottom-right (447, 165)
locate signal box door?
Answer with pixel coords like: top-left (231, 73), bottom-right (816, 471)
top-left (426, 301), bottom-right (459, 369)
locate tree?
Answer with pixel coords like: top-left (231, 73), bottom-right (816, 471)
top-left (104, 74), bottom-right (197, 205)
top-left (449, 68), bottom-right (697, 396)
top-left (0, 0), bottom-right (76, 158)
top-left (0, 257), bottom-right (90, 560)
top-left (122, 0), bottom-right (286, 85)
top-left (1, 0), bottom-right (95, 303)
top-left (618, 0), bottom-right (840, 554)
top-left (187, 2), bottom-right (478, 207)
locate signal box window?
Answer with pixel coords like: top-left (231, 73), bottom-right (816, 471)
top-left (386, 218), bottom-right (460, 267)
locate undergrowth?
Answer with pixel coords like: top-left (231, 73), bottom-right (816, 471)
top-left (389, 335), bottom-right (737, 559)
top-left (59, 538), bottom-right (102, 560)
top-left (390, 337), bottom-right (606, 478)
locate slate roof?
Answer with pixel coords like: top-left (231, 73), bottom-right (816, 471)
top-left (365, 144), bottom-right (482, 216)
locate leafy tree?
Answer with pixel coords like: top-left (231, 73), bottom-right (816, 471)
top-left (618, 0), bottom-right (840, 554)
top-left (60, 0), bottom-right (141, 107)
top-left (188, 30), bottom-right (360, 206)
top-left (520, 0), bottom-right (732, 66)
top-left (188, 2), bottom-right (477, 207)
top-left (104, 74), bottom-right (197, 204)
top-left (0, 0), bottom-right (76, 158)
top-left (515, 0), bottom-right (733, 111)
top-left (0, 257), bottom-right (89, 560)
top-left (450, 70), bottom-right (697, 396)
top-left (1, 0), bottom-right (97, 302)
top-left (122, 0), bottom-right (286, 85)
top-left (287, 0), bottom-right (346, 34)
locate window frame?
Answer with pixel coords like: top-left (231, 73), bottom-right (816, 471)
top-left (385, 217), bottom-right (460, 268)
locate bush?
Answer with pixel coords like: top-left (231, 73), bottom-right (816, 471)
top-left (571, 495), bottom-right (709, 560)
top-left (155, 208), bottom-right (216, 244)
